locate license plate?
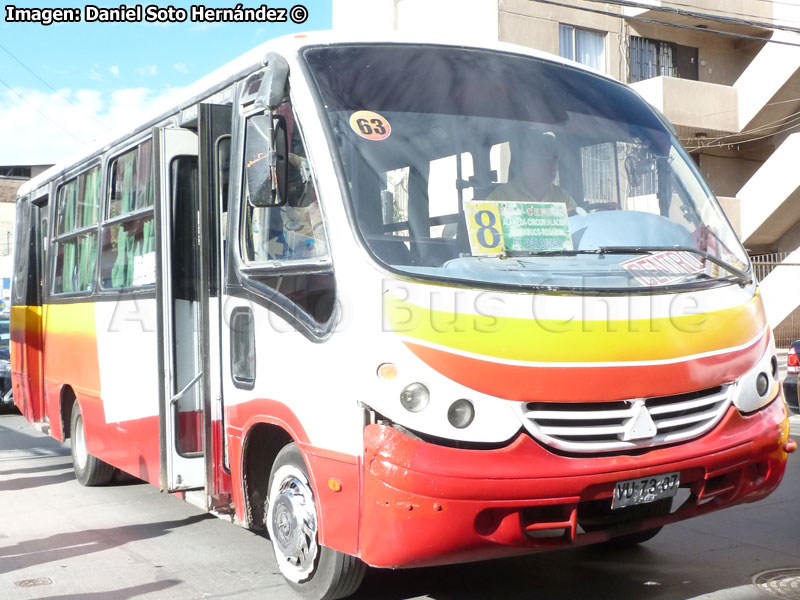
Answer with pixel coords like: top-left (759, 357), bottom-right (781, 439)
top-left (612, 472), bottom-right (680, 510)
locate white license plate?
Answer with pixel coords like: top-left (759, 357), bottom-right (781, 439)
top-left (612, 472), bottom-right (680, 510)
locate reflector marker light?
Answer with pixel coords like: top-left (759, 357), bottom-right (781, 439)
top-left (377, 363), bottom-right (398, 380)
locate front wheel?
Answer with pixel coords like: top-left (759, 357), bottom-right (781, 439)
top-left (266, 443), bottom-right (366, 600)
top-left (580, 497), bottom-right (671, 548)
top-left (70, 400), bottom-right (115, 486)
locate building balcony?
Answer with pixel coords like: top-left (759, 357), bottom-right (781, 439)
top-left (623, 0), bottom-right (774, 35)
top-left (630, 76), bottom-right (738, 135)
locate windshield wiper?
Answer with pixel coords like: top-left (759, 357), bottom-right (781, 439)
top-left (503, 246), bottom-right (752, 285)
top-left (594, 245), bottom-right (752, 285)
top-left (504, 249), bottom-right (600, 257)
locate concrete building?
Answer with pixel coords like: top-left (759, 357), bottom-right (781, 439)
top-left (333, 0), bottom-right (800, 344)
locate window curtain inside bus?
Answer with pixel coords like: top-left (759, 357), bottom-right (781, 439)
top-left (111, 228), bottom-right (129, 288)
top-left (61, 241), bottom-right (76, 293)
top-left (136, 141), bottom-right (153, 209)
top-left (58, 180), bottom-right (77, 292)
top-left (77, 233), bottom-right (97, 291)
top-left (76, 169), bottom-right (99, 291)
top-left (111, 156), bottom-right (136, 286)
top-left (103, 141), bottom-right (155, 289)
top-left (80, 167), bottom-right (100, 228)
top-left (108, 216), bottom-right (154, 288)
top-left (59, 181), bottom-right (77, 234)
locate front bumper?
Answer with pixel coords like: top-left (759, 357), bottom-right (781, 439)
top-left (360, 398), bottom-right (790, 568)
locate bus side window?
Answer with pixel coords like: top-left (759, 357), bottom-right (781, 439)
top-left (212, 135), bottom-right (231, 298)
top-left (53, 167), bottom-right (100, 295)
top-left (243, 114), bottom-right (327, 263)
top-left (240, 103), bottom-right (335, 329)
top-left (100, 142), bottom-right (156, 290)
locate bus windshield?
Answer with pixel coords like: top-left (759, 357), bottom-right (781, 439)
top-left (303, 44), bottom-right (750, 291)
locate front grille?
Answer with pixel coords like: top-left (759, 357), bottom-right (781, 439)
top-left (517, 385), bottom-right (732, 453)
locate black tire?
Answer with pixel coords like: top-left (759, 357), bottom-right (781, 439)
top-left (581, 497), bottom-right (671, 548)
top-left (604, 525), bottom-right (663, 547)
top-left (266, 443), bottom-right (366, 600)
top-left (70, 400), bottom-right (115, 486)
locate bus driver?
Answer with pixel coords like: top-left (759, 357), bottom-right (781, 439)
top-left (489, 130), bottom-right (579, 214)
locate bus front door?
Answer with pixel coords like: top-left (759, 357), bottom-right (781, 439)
top-left (154, 126), bottom-right (206, 492)
top-left (198, 103), bottom-right (233, 509)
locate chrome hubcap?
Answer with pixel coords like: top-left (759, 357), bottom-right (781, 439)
top-left (73, 415), bottom-right (88, 470)
top-left (268, 465), bottom-right (318, 582)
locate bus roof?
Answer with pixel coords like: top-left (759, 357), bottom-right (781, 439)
top-left (16, 30), bottom-right (610, 199)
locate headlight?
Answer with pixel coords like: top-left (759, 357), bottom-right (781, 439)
top-left (447, 399), bottom-right (475, 429)
top-left (400, 382), bottom-right (429, 413)
top-left (756, 372), bottom-right (770, 397)
top-left (732, 340), bottom-right (779, 413)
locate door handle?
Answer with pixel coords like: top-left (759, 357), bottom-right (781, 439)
top-left (171, 371), bottom-right (202, 405)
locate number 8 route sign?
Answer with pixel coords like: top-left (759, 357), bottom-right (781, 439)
top-left (463, 200), bottom-right (573, 256)
top-left (349, 110), bottom-right (391, 141)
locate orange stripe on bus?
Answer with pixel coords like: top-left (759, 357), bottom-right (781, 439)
top-left (404, 333), bottom-right (767, 402)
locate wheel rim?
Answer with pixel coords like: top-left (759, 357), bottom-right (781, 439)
top-left (267, 464), bottom-right (319, 583)
top-left (73, 414), bottom-right (88, 471)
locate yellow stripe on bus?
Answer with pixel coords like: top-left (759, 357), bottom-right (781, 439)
top-left (10, 305), bottom-right (42, 335)
top-left (384, 293), bottom-right (766, 363)
top-left (41, 303), bottom-right (97, 335)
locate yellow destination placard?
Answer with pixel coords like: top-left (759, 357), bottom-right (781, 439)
top-left (463, 201), bottom-right (504, 256)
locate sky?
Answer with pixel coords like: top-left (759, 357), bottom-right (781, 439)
top-left (0, 1), bottom-right (333, 165)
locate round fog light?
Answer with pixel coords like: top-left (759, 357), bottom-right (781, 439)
top-left (756, 372), bottom-right (769, 397)
top-left (400, 383), bottom-right (429, 413)
top-left (448, 399), bottom-right (475, 429)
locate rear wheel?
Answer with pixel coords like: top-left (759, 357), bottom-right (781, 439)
top-left (70, 401), bottom-right (115, 486)
top-left (266, 443), bottom-right (366, 600)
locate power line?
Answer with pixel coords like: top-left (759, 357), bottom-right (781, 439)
top-left (583, 0), bottom-right (800, 35)
top-left (680, 109), bottom-right (800, 146)
top-left (673, 94), bottom-right (800, 120)
top-left (0, 42), bottom-right (109, 131)
top-left (656, 0), bottom-right (800, 29)
top-left (688, 117), bottom-right (800, 149)
top-left (521, 0), bottom-right (800, 48)
top-left (521, 1), bottom-right (800, 146)
top-left (0, 76), bottom-right (92, 148)
top-left (740, 0), bottom-right (800, 9)
top-left (576, 1), bottom-right (800, 146)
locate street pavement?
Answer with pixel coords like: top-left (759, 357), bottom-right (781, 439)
top-left (2, 408), bottom-right (800, 600)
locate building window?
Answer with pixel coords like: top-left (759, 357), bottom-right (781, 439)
top-left (559, 24), bottom-right (606, 72)
top-left (629, 36), bottom-right (698, 83)
top-left (0, 166), bottom-right (31, 178)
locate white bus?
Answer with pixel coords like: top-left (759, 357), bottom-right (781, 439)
top-left (11, 32), bottom-right (792, 599)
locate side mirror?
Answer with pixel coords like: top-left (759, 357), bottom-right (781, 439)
top-left (245, 114), bottom-right (289, 208)
top-left (244, 53), bottom-right (290, 208)
top-left (255, 53), bottom-right (289, 111)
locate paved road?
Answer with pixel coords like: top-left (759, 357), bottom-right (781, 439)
top-left (2, 408), bottom-right (800, 600)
